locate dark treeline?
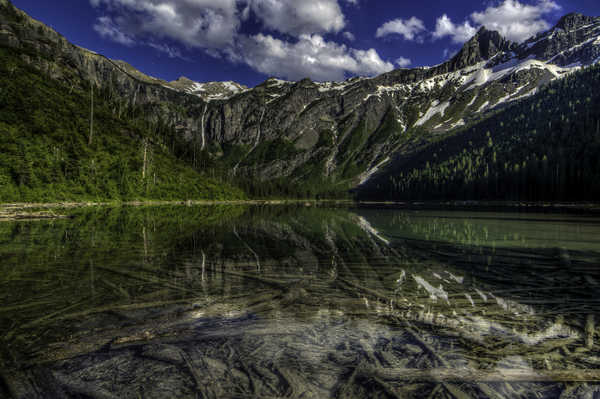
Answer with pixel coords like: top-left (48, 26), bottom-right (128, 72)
top-left (359, 64), bottom-right (600, 202)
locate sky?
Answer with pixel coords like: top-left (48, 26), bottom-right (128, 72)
top-left (11, 0), bottom-right (600, 87)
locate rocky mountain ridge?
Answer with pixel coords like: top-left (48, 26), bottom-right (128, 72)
top-left (1, 0), bottom-right (599, 191)
top-left (110, 62), bottom-right (248, 101)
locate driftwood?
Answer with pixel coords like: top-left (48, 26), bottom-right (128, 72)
top-left (3, 208), bottom-right (600, 399)
top-left (365, 367), bottom-right (600, 383)
top-left (53, 373), bottom-right (119, 399)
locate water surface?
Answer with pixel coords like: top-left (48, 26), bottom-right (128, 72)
top-left (1, 205), bottom-right (599, 398)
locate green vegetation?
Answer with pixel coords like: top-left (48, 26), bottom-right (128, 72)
top-left (0, 42), bottom-right (352, 202)
top-left (245, 138), bottom-right (298, 164)
top-left (360, 64), bottom-right (600, 201)
top-left (0, 48), bottom-right (245, 202)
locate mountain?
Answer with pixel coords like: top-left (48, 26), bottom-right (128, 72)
top-left (167, 77), bottom-right (248, 101)
top-left (1, 0), bottom-right (599, 199)
top-left (0, 0), bottom-right (246, 202)
top-left (356, 63), bottom-right (600, 201)
top-left (105, 63), bottom-right (249, 101)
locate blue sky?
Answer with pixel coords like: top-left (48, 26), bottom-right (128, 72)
top-left (11, 0), bottom-right (600, 87)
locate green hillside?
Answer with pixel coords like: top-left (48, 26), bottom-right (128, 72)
top-left (0, 48), bottom-right (245, 202)
top-left (358, 64), bottom-right (600, 202)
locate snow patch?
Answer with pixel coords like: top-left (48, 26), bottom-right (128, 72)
top-left (477, 101), bottom-right (489, 113)
top-left (359, 157), bottom-right (390, 185)
top-left (464, 56), bottom-right (579, 92)
top-left (510, 87), bottom-right (538, 102)
top-left (190, 82), bottom-right (205, 92)
top-left (548, 36), bottom-right (597, 63)
top-left (317, 81), bottom-right (348, 92)
top-left (467, 94), bottom-right (478, 107)
top-left (415, 100), bottom-right (450, 126)
top-left (267, 78), bottom-right (290, 87)
top-left (494, 93), bottom-right (511, 106)
top-left (464, 68), bottom-right (491, 90)
top-left (223, 81), bottom-right (243, 93)
top-left (450, 119), bottom-right (465, 129)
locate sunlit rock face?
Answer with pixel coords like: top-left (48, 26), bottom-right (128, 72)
top-left (1, 206), bottom-right (599, 398)
top-left (1, 1), bottom-right (599, 186)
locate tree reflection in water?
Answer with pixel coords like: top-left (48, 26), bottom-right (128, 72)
top-left (0, 205), bottom-right (599, 398)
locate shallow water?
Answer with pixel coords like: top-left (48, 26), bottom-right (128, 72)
top-left (0, 205), bottom-right (599, 398)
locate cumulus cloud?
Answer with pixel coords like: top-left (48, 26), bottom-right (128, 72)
top-left (376, 17), bottom-right (426, 41)
top-left (90, 0), bottom-right (241, 49)
top-left (433, 0), bottom-right (560, 44)
top-left (395, 56), bottom-right (412, 67)
top-left (238, 34), bottom-right (393, 81)
top-left (471, 0), bottom-right (560, 42)
top-left (433, 14), bottom-right (477, 44)
top-left (250, 0), bottom-right (346, 37)
top-left (90, 0), bottom-right (396, 81)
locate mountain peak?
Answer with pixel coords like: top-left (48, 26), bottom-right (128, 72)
top-left (448, 27), bottom-right (514, 71)
top-left (554, 12), bottom-right (595, 31)
top-left (475, 26), bottom-right (489, 35)
top-left (518, 12), bottom-right (600, 66)
top-left (471, 27), bottom-right (509, 49)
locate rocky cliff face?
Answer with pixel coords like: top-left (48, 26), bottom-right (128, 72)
top-left (1, 0), bottom-right (599, 188)
top-left (519, 13), bottom-right (600, 66)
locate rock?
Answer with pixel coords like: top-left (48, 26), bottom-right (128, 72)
top-left (1, 0), bottom-right (599, 188)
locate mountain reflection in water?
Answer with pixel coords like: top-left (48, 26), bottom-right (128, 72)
top-left (0, 205), bottom-right (599, 398)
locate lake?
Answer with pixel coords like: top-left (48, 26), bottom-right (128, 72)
top-left (1, 205), bottom-right (599, 398)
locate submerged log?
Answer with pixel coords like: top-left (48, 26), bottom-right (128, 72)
top-left (585, 315), bottom-right (595, 349)
top-left (365, 367), bottom-right (600, 383)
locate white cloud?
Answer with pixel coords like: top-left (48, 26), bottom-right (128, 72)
top-left (471, 0), bottom-right (560, 42)
top-left (90, 0), bottom-right (241, 49)
top-left (433, 0), bottom-right (560, 44)
top-left (376, 17), bottom-right (426, 41)
top-left (238, 34), bottom-right (393, 81)
top-left (343, 31), bottom-right (355, 41)
top-left (90, 0), bottom-right (396, 82)
top-left (395, 56), bottom-right (411, 67)
top-left (250, 0), bottom-right (346, 37)
top-left (148, 42), bottom-right (187, 59)
top-left (433, 14), bottom-right (477, 44)
top-left (93, 16), bottom-right (135, 46)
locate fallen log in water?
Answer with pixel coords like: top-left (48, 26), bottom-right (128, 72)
top-left (365, 367), bottom-right (600, 383)
top-left (0, 210), bottom-right (70, 221)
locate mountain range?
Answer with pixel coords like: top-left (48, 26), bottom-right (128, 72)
top-left (0, 0), bottom-right (599, 200)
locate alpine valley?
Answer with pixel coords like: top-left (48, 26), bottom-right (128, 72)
top-left (1, 0), bottom-right (599, 201)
